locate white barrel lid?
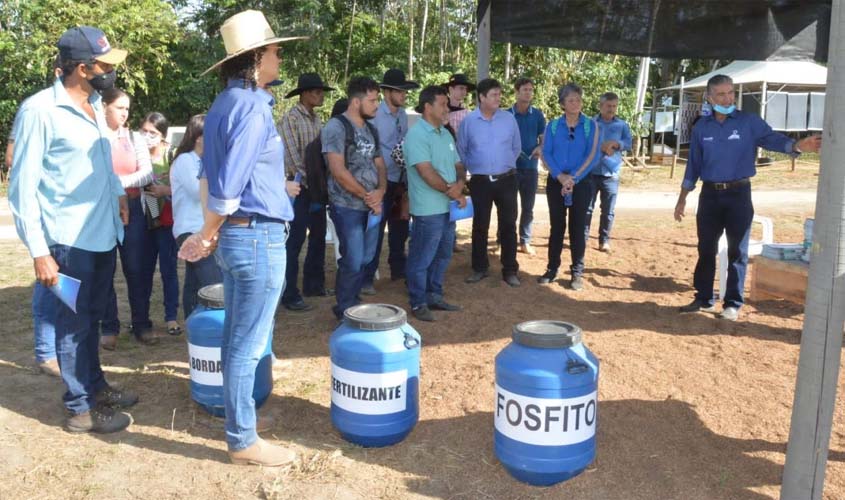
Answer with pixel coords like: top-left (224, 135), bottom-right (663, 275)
top-left (343, 304), bottom-right (407, 331)
top-left (512, 320), bottom-right (582, 348)
top-left (197, 283), bottom-right (225, 309)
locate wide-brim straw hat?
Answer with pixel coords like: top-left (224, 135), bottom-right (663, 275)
top-left (201, 10), bottom-right (307, 76)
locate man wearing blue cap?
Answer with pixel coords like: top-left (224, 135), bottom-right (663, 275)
top-left (9, 26), bottom-right (136, 433)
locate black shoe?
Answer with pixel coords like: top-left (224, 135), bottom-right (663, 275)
top-left (66, 405), bottom-right (132, 434)
top-left (570, 275), bottom-right (584, 291)
top-left (304, 288), bottom-right (334, 297)
top-left (465, 270), bottom-right (489, 283)
top-left (537, 269), bottom-right (557, 284)
top-left (390, 272), bottom-right (406, 282)
top-left (679, 299), bottom-right (716, 313)
top-left (96, 384), bottom-right (139, 409)
top-left (504, 274), bottom-right (521, 287)
top-left (412, 306), bottom-right (436, 322)
top-left (135, 330), bottom-right (159, 346)
top-left (428, 300), bottom-right (461, 312)
top-left (283, 299), bottom-right (313, 312)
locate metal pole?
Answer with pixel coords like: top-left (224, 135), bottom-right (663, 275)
top-left (649, 90), bottom-right (658, 164)
top-left (738, 83), bottom-right (744, 110)
top-left (781, 0), bottom-right (845, 497)
top-left (477, 2), bottom-right (491, 80)
top-left (672, 76), bottom-right (684, 179)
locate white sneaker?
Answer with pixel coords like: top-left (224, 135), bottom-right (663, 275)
top-left (720, 307), bottom-right (739, 321)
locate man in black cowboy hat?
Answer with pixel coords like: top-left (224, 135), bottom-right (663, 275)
top-left (278, 73), bottom-right (335, 311)
top-left (361, 69), bottom-right (420, 291)
top-left (443, 73), bottom-right (476, 136)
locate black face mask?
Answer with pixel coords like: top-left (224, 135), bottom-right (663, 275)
top-left (88, 70), bottom-right (116, 92)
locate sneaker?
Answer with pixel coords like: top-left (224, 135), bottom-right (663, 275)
top-left (570, 276), bottom-right (584, 291)
top-left (720, 307), bottom-right (740, 321)
top-left (96, 384), bottom-right (139, 409)
top-left (360, 284), bottom-right (377, 296)
top-left (428, 300), bottom-right (461, 312)
top-left (519, 243), bottom-right (537, 256)
top-left (66, 405), bottom-right (132, 434)
top-left (412, 306), bottom-right (436, 322)
top-left (465, 270), bottom-right (489, 283)
top-left (38, 358), bottom-right (61, 377)
top-left (303, 288), bottom-right (334, 297)
top-left (100, 335), bottom-right (117, 351)
top-left (599, 241), bottom-right (612, 253)
top-left (504, 274), bottom-right (521, 287)
top-left (229, 437), bottom-right (297, 467)
top-left (537, 269), bottom-right (557, 284)
top-left (678, 299), bottom-right (717, 313)
top-left (283, 299), bottom-right (313, 312)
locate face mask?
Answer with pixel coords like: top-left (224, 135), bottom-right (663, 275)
top-left (712, 103), bottom-right (736, 115)
top-left (140, 131), bottom-right (161, 148)
top-left (88, 70), bottom-right (117, 92)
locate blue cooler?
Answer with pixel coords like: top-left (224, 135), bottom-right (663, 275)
top-left (494, 321), bottom-right (599, 486)
top-left (330, 304), bottom-right (421, 447)
top-left (185, 284), bottom-right (273, 417)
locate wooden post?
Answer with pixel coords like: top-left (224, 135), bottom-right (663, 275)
top-left (477, 1), bottom-right (491, 80)
top-left (781, 0), bottom-right (845, 497)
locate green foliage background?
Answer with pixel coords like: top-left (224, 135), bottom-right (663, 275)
top-left (0, 0), bottom-right (707, 166)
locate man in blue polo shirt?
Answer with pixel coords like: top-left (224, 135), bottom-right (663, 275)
top-left (674, 74), bottom-right (821, 321)
top-left (508, 77), bottom-right (546, 256)
top-left (586, 92), bottom-right (632, 253)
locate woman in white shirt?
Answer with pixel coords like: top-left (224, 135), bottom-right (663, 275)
top-left (170, 114), bottom-right (222, 317)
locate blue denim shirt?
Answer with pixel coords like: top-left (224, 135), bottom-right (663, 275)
top-left (369, 101), bottom-right (408, 183)
top-left (592, 115), bottom-right (632, 177)
top-left (542, 114), bottom-right (600, 184)
top-left (509, 105), bottom-right (546, 170)
top-left (682, 110), bottom-right (796, 191)
top-left (456, 108), bottom-right (521, 175)
top-left (9, 79), bottom-right (125, 258)
top-left (204, 79), bottom-right (293, 221)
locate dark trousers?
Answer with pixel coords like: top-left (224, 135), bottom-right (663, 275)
top-left (282, 188), bottom-right (328, 304)
top-left (469, 173), bottom-right (519, 277)
top-left (148, 225), bottom-right (180, 322)
top-left (693, 183), bottom-right (754, 308)
top-left (52, 244), bottom-right (115, 414)
top-left (364, 181), bottom-right (409, 284)
top-left (585, 174), bottom-right (619, 244)
top-left (177, 233), bottom-right (223, 319)
top-left (516, 169), bottom-right (539, 244)
top-left (546, 176), bottom-right (590, 276)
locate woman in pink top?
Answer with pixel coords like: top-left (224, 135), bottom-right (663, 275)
top-left (99, 88), bottom-right (158, 349)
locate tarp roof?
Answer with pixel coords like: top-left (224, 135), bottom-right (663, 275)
top-left (478, 0), bottom-right (832, 62)
top-left (660, 60), bottom-right (829, 90)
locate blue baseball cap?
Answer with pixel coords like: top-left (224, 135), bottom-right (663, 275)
top-left (57, 26), bottom-right (127, 65)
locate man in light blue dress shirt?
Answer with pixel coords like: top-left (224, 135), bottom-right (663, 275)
top-left (9, 27), bottom-right (136, 434)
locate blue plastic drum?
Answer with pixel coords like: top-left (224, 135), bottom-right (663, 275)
top-left (330, 304), bottom-right (421, 447)
top-left (494, 320), bottom-right (599, 486)
top-left (185, 284), bottom-right (273, 417)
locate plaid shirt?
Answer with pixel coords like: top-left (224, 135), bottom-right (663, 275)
top-left (278, 102), bottom-right (322, 186)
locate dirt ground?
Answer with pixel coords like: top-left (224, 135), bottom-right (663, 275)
top-left (1, 188), bottom-right (844, 499)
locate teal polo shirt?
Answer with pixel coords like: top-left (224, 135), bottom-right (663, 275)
top-left (403, 118), bottom-right (459, 216)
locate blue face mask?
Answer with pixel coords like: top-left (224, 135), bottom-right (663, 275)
top-left (712, 104), bottom-right (736, 115)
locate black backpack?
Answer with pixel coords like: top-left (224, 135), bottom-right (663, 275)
top-left (305, 114), bottom-right (380, 206)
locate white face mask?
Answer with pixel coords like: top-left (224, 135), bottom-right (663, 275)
top-left (140, 131), bottom-right (161, 148)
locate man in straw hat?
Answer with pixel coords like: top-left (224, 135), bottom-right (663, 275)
top-left (278, 73), bottom-right (335, 312)
top-left (9, 26), bottom-right (136, 433)
top-left (361, 69), bottom-right (420, 293)
top-left (181, 9), bottom-right (305, 466)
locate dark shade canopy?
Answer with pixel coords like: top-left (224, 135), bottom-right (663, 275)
top-left (478, 0), bottom-right (831, 62)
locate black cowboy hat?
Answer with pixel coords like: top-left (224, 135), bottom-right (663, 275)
top-left (442, 73), bottom-right (476, 91)
top-left (285, 73), bottom-right (335, 98)
top-left (380, 69), bottom-right (420, 91)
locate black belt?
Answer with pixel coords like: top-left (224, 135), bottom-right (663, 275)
top-left (226, 214), bottom-right (286, 226)
top-left (702, 178), bottom-right (750, 191)
top-left (475, 169), bottom-right (515, 182)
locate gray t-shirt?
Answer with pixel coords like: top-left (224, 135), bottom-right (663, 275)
top-left (321, 116), bottom-right (381, 211)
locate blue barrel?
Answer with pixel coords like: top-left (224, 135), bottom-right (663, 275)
top-left (494, 321), bottom-right (599, 486)
top-left (186, 284), bottom-right (273, 417)
top-left (330, 304), bottom-right (421, 447)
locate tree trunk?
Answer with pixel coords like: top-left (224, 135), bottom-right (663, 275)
top-left (420, 0), bottom-right (429, 56)
top-left (408, 0), bottom-right (415, 79)
top-left (344, 0), bottom-right (357, 82)
top-left (505, 42), bottom-right (511, 81)
top-left (439, 0), bottom-right (446, 67)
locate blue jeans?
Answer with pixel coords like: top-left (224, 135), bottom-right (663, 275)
top-left (694, 183), bottom-right (754, 309)
top-left (177, 233), bottom-right (223, 319)
top-left (52, 244), bottom-right (115, 414)
top-left (149, 225), bottom-right (180, 322)
top-left (330, 204), bottom-right (380, 319)
top-left (282, 188), bottom-right (328, 304)
top-left (406, 213), bottom-right (456, 309)
top-left (214, 218), bottom-right (288, 451)
top-left (102, 196), bottom-right (154, 336)
top-left (585, 174), bottom-right (619, 244)
top-left (364, 181), bottom-right (409, 284)
top-left (516, 169), bottom-right (538, 244)
top-left (32, 282), bottom-right (57, 363)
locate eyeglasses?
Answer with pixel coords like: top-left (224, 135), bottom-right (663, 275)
top-left (568, 126), bottom-right (576, 140)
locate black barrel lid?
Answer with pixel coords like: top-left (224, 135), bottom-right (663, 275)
top-left (343, 304), bottom-right (407, 331)
top-left (197, 283), bottom-right (225, 309)
top-left (512, 320), bottom-right (582, 348)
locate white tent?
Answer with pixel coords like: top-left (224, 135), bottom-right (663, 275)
top-left (660, 60), bottom-right (828, 90)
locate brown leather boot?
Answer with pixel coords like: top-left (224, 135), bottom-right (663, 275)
top-left (229, 438), bottom-right (296, 466)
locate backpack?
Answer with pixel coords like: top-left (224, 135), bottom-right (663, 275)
top-left (550, 113), bottom-right (592, 139)
top-left (306, 114), bottom-right (380, 206)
